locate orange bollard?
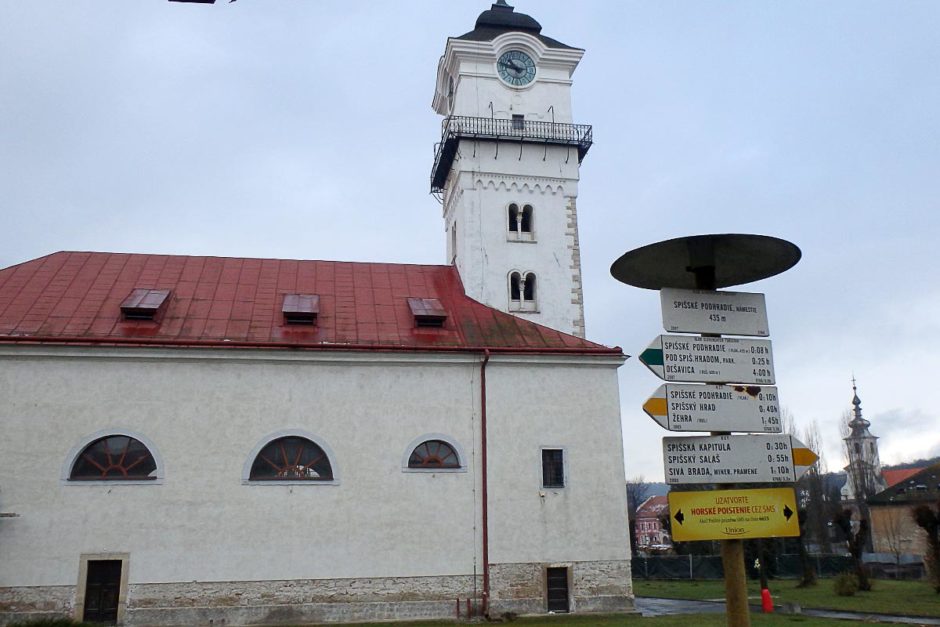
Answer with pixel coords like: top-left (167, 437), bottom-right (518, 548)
top-left (761, 588), bottom-right (774, 613)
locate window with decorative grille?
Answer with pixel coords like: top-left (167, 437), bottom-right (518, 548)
top-left (70, 435), bottom-right (157, 480)
top-left (249, 436), bottom-right (333, 480)
top-left (542, 448), bottom-right (565, 488)
top-left (408, 440), bottom-right (460, 469)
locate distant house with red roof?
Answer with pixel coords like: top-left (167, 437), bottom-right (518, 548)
top-left (0, 2), bottom-right (634, 624)
top-left (634, 496), bottom-right (671, 550)
top-left (882, 467), bottom-right (925, 489)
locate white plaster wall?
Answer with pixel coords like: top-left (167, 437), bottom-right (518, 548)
top-left (433, 33), bottom-right (583, 121)
top-left (0, 347), bottom-right (627, 591)
top-left (0, 348), bottom-right (482, 586)
top-left (452, 75), bottom-right (575, 123)
top-left (484, 358), bottom-right (631, 564)
top-left (445, 143), bottom-right (582, 335)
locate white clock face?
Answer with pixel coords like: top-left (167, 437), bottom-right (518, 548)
top-left (497, 50), bottom-right (536, 86)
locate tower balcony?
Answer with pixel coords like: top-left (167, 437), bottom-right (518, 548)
top-left (430, 116), bottom-right (593, 194)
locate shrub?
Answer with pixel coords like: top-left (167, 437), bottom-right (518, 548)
top-left (833, 572), bottom-right (859, 596)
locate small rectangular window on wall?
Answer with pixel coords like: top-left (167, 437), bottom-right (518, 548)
top-left (541, 448), bottom-right (564, 488)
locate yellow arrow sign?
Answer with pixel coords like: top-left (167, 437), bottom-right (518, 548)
top-left (668, 488), bottom-right (800, 542)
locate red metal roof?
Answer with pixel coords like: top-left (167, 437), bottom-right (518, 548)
top-left (635, 495), bottom-right (669, 519)
top-left (0, 252), bottom-right (621, 354)
top-left (882, 467), bottom-right (925, 488)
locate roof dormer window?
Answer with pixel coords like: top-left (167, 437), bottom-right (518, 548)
top-left (120, 289), bottom-right (170, 321)
top-left (282, 294), bottom-right (319, 325)
top-left (407, 298), bottom-right (447, 328)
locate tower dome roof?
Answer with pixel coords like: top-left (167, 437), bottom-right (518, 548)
top-left (847, 378), bottom-right (873, 437)
top-left (474, 0), bottom-right (542, 33)
top-left (455, 1), bottom-right (579, 50)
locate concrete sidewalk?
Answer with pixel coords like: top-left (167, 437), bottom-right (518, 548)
top-left (635, 596), bottom-right (940, 625)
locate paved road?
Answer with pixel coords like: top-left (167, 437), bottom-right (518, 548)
top-left (635, 596), bottom-right (940, 625)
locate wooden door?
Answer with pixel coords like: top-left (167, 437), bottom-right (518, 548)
top-left (546, 566), bottom-right (569, 613)
top-left (83, 560), bottom-right (122, 624)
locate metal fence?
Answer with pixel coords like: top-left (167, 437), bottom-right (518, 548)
top-left (633, 554), bottom-right (924, 580)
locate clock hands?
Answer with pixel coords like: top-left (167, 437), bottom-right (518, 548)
top-left (498, 59), bottom-right (525, 75)
top-left (497, 51), bottom-right (535, 85)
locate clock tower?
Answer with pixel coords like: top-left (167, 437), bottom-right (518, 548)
top-left (431, 1), bottom-right (592, 337)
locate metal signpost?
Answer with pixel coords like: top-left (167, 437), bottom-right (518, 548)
top-left (660, 288), bottom-right (769, 336)
top-left (668, 488), bottom-right (799, 542)
top-left (662, 434), bottom-right (818, 485)
top-left (639, 335), bottom-right (775, 384)
top-left (611, 234), bottom-right (805, 627)
top-left (643, 383), bottom-right (782, 433)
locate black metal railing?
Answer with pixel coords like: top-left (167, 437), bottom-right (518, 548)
top-left (430, 116), bottom-right (593, 193)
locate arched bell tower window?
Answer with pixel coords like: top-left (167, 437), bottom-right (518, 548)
top-left (507, 203), bottom-right (534, 241)
top-left (243, 430), bottom-right (339, 484)
top-left (64, 430), bottom-right (163, 484)
top-left (509, 271), bottom-right (537, 312)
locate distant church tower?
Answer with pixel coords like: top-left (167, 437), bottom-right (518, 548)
top-left (841, 379), bottom-right (887, 501)
top-left (430, 1), bottom-right (592, 337)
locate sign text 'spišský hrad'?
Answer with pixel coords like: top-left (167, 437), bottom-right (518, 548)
top-left (668, 488), bottom-right (799, 541)
top-left (643, 383), bottom-right (782, 433)
top-left (662, 434), bottom-right (818, 485)
top-left (660, 288), bottom-right (769, 337)
top-left (640, 335), bottom-right (775, 384)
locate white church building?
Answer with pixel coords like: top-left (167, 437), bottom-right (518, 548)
top-left (0, 2), bottom-right (633, 625)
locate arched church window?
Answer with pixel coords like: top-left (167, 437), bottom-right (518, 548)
top-left (523, 272), bottom-right (536, 302)
top-left (249, 436), bottom-right (333, 481)
top-left (508, 203), bottom-right (535, 241)
top-left (509, 272), bottom-right (537, 312)
top-left (509, 272), bottom-right (522, 303)
top-left (520, 205), bottom-right (533, 233)
top-left (869, 442), bottom-right (875, 455)
top-left (408, 440), bottom-right (461, 469)
top-left (854, 442), bottom-right (861, 455)
top-left (69, 435), bottom-right (158, 481)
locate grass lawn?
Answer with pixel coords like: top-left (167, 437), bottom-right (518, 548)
top-left (633, 578), bottom-right (940, 617)
top-left (334, 613), bottom-right (900, 626)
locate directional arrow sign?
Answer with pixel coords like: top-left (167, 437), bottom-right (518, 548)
top-left (643, 384), bottom-right (782, 433)
top-left (663, 434), bottom-right (818, 485)
top-left (660, 288), bottom-right (769, 337)
top-left (640, 335), bottom-right (775, 384)
top-left (668, 488), bottom-right (800, 541)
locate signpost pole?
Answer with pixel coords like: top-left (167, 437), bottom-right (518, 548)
top-left (612, 234), bottom-right (802, 627)
top-left (694, 263), bottom-right (751, 627)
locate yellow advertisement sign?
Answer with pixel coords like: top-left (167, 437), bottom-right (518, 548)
top-left (668, 487), bottom-right (799, 541)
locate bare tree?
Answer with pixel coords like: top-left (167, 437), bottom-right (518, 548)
top-left (799, 420), bottom-right (834, 554)
top-left (626, 475), bottom-right (652, 514)
top-left (780, 406), bottom-right (797, 438)
top-left (879, 507), bottom-right (909, 567)
top-left (913, 501), bottom-right (940, 593)
top-left (626, 476), bottom-right (652, 555)
top-left (841, 408), bottom-right (880, 557)
top-left (834, 508), bottom-right (872, 591)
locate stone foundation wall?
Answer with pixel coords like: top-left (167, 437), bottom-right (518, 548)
top-left (489, 559), bottom-right (633, 617)
top-left (0, 574), bottom-right (482, 626)
top-left (1, 562), bottom-right (633, 625)
top-left (0, 585), bottom-right (74, 625)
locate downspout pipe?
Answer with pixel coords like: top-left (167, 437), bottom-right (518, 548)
top-left (480, 348), bottom-right (491, 617)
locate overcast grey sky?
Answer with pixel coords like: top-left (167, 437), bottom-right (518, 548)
top-left (2, 1), bottom-right (938, 480)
